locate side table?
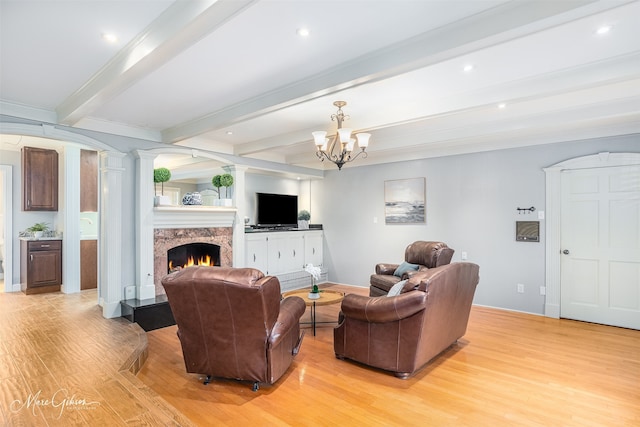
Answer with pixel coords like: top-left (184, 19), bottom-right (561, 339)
top-left (282, 289), bottom-right (345, 336)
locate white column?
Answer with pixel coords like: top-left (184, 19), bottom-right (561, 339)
top-left (223, 165), bottom-right (247, 267)
top-left (134, 150), bottom-right (157, 300)
top-left (100, 151), bottom-right (126, 318)
top-left (61, 146), bottom-right (81, 294)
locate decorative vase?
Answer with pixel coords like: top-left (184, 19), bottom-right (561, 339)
top-left (308, 292), bottom-right (320, 300)
top-left (182, 192), bottom-right (203, 205)
top-left (33, 231), bottom-right (43, 239)
top-left (297, 220), bottom-right (309, 229)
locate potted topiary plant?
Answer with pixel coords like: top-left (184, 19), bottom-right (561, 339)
top-left (153, 167), bottom-right (172, 206)
top-left (212, 173), bottom-right (234, 206)
top-left (27, 222), bottom-right (49, 239)
top-left (297, 210), bottom-right (310, 229)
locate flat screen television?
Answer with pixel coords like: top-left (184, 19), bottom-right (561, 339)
top-left (256, 192), bottom-right (298, 227)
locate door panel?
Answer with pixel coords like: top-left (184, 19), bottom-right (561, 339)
top-left (561, 165), bottom-right (640, 329)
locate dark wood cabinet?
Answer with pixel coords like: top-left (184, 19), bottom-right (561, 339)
top-left (21, 240), bottom-right (62, 294)
top-left (80, 149), bottom-right (98, 212)
top-left (22, 146), bottom-right (59, 211)
top-left (81, 239), bottom-right (97, 290)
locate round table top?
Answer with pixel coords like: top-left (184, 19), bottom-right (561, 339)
top-left (283, 289), bottom-right (345, 306)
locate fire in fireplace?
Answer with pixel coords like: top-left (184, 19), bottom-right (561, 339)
top-left (167, 243), bottom-right (220, 274)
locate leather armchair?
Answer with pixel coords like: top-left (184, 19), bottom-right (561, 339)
top-left (335, 262), bottom-right (479, 378)
top-left (161, 266), bottom-right (305, 391)
top-left (369, 241), bottom-right (454, 296)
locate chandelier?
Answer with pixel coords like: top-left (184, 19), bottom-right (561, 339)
top-left (312, 101), bottom-right (371, 170)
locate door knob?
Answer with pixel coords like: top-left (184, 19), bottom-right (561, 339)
top-left (562, 249), bottom-right (570, 255)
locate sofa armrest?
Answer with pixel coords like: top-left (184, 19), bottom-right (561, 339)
top-left (375, 263), bottom-right (399, 275)
top-left (340, 292), bottom-right (426, 323)
top-left (269, 296), bottom-right (306, 347)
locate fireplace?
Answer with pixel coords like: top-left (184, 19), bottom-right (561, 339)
top-left (154, 226), bottom-right (233, 295)
top-left (167, 243), bottom-right (220, 273)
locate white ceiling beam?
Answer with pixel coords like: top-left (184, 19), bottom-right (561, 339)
top-left (162, 0), bottom-right (621, 143)
top-left (56, 0), bottom-right (258, 126)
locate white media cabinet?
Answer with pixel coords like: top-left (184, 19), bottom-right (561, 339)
top-left (244, 229), bottom-right (326, 291)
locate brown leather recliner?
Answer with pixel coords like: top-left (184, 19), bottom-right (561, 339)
top-left (335, 262), bottom-right (479, 378)
top-left (369, 241), bottom-right (454, 296)
top-left (161, 266), bottom-right (305, 391)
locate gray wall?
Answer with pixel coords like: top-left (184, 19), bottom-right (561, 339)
top-left (2, 112), bottom-right (638, 316)
top-left (319, 135), bottom-right (639, 315)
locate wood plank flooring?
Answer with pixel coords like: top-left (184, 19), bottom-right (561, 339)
top-left (1, 284), bottom-right (638, 426)
top-left (0, 289), bottom-right (193, 426)
top-left (138, 284), bottom-right (640, 426)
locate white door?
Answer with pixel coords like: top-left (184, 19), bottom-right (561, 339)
top-left (560, 165), bottom-right (640, 329)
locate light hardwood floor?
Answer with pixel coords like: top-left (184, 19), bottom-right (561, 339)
top-left (138, 284), bottom-right (640, 427)
top-left (1, 284), bottom-right (638, 426)
top-left (0, 288), bottom-right (192, 426)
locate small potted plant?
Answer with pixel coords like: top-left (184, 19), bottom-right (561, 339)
top-left (27, 222), bottom-right (49, 239)
top-left (212, 173), bottom-right (234, 206)
top-left (305, 264), bottom-right (321, 299)
top-left (153, 167), bottom-right (172, 206)
top-left (297, 210), bottom-right (310, 229)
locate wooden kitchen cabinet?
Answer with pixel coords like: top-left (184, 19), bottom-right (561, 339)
top-left (22, 146), bottom-right (59, 211)
top-left (81, 239), bottom-right (98, 290)
top-left (80, 149), bottom-right (98, 212)
top-left (21, 239), bottom-right (62, 294)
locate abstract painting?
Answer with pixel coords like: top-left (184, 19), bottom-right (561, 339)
top-left (384, 178), bottom-right (426, 224)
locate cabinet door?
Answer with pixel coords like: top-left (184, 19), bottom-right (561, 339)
top-left (81, 240), bottom-right (98, 290)
top-left (304, 232), bottom-right (323, 267)
top-left (29, 250), bottom-right (62, 287)
top-left (245, 236), bottom-right (268, 273)
top-left (22, 146), bottom-right (59, 211)
top-left (267, 234), bottom-right (288, 275)
top-left (285, 234), bottom-right (305, 272)
top-left (268, 233), bottom-right (305, 274)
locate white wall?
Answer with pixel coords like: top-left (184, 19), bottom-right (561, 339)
top-left (319, 135), bottom-right (640, 315)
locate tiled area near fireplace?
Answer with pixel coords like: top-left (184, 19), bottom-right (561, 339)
top-left (154, 227), bottom-right (232, 296)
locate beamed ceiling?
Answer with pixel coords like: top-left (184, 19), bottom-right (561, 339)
top-left (1, 0), bottom-right (639, 178)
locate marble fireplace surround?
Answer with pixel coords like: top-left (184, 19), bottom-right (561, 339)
top-left (154, 227), bottom-right (232, 295)
top-left (152, 206), bottom-right (237, 296)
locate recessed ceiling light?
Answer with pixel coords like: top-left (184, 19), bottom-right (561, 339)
top-left (596, 25), bottom-right (612, 35)
top-left (101, 32), bottom-right (118, 44)
top-left (226, 131), bottom-right (233, 135)
top-left (498, 103), bottom-right (506, 109)
top-left (463, 64), bottom-right (474, 72)
top-left (296, 28), bottom-right (310, 37)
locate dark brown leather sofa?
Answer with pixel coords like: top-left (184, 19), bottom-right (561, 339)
top-left (335, 262), bottom-right (479, 378)
top-left (161, 266), bottom-right (305, 391)
top-left (369, 241), bottom-right (454, 296)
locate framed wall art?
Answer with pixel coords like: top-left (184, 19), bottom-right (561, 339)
top-left (384, 177), bottom-right (426, 224)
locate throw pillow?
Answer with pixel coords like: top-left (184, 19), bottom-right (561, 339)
top-left (387, 279), bottom-right (408, 297)
top-left (393, 261), bottom-right (419, 278)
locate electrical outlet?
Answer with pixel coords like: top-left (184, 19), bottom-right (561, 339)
top-left (517, 283), bottom-right (525, 293)
top-left (461, 251), bottom-right (468, 260)
top-left (373, 216), bottom-right (378, 224)
top-left (538, 210), bottom-right (545, 220)
top-left (540, 286), bottom-right (546, 295)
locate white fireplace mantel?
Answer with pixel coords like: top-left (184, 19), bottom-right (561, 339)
top-left (153, 206), bottom-right (237, 229)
